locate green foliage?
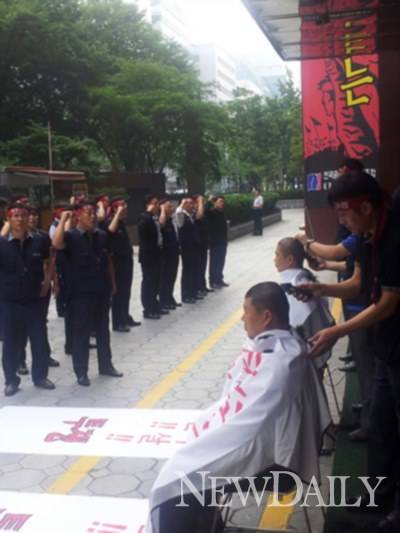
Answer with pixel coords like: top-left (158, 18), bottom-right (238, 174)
top-left (0, 0), bottom-right (302, 193)
top-left (0, 123), bottom-right (104, 178)
top-left (223, 193), bottom-right (279, 226)
top-left (218, 75), bottom-right (303, 191)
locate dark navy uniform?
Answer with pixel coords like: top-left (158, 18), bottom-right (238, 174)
top-left (63, 228), bottom-right (114, 379)
top-left (106, 219), bottom-right (134, 329)
top-left (19, 229), bottom-right (53, 369)
top-left (207, 207), bottom-right (228, 288)
top-left (138, 212), bottom-right (162, 315)
top-left (0, 233), bottom-right (50, 387)
top-left (195, 216), bottom-right (209, 295)
top-left (177, 210), bottom-right (199, 302)
top-left (160, 217), bottom-right (180, 308)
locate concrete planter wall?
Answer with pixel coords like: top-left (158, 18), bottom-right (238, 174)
top-left (227, 210), bottom-right (282, 241)
top-left (276, 199), bottom-right (304, 209)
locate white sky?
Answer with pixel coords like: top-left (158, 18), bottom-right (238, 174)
top-left (180, 0), bottom-right (301, 87)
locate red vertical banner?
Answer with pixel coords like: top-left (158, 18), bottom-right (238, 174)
top-left (301, 1), bottom-right (380, 205)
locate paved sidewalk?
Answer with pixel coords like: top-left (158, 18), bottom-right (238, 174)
top-left (0, 209), bottom-right (343, 532)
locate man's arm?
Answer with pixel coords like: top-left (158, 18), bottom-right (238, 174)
top-left (159, 203), bottom-right (168, 226)
top-left (52, 211), bottom-right (71, 250)
top-left (108, 206), bottom-right (124, 233)
top-left (310, 289), bottom-right (400, 356)
top-left (297, 263), bottom-right (361, 300)
top-left (295, 233), bottom-right (350, 260)
top-left (97, 201), bottom-right (106, 222)
top-left (195, 196), bottom-right (204, 220)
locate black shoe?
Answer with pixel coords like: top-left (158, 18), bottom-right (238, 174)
top-left (113, 325), bottom-right (131, 333)
top-left (210, 283), bottom-right (221, 289)
top-left (99, 366), bottom-right (123, 378)
top-left (220, 281), bottom-right (229, 287)
top-left (143, 311), bottom-right (161, 319)
top-left (17, 362), bottom-right (29, 375)
top-left (4, 382), bottom-right (20, 397)
top-left (163, 304), bottom-right (176, 310)
top-left (127, 317), bottom-right (141, 327)
top-left (182, 298), bottom-right (196, 304)
top-left (158, 309), bottom-right (169, 315)
top-left (34, 378), bottom-right (56, 390)
top-left (65, 346), bottom-right (72, 355)
top-left (205, 287), bottom-right (214, 293)
top-left (378, 511), bottom-right (400, 531)
top-left (77, 375), bottom-right (91, 387)
top-left (194, 294), bottom-right (204, 300)
top-left (48, 357), bottom-right (60, 367)
top-left (172, 300), bottom-right (182, 307)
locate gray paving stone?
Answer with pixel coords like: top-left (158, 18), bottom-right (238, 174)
top-left (89, 474), bottom-right (140, 496)
top-left (20, 456), bottom-right (66, 470)
top-left (0, 469), bottom-right (46, 489)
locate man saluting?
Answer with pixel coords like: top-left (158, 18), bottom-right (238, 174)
top-left (52, 201), bottom-right (123, 387)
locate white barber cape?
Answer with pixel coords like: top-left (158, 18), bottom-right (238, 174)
top-left (147, 329), bottom-right (331, 533)
top-left (280, 268), bottom-right (334, 368)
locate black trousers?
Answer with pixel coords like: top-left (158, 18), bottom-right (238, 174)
top-left (55, 253), bottom-right (67, 317)
top-left (368, 357), bottom-right (400, 503)
top-left (151, 492), bottom-right (223, 533)
top-left (196, 244), bottom-right (208, 292)
top-left (160, 249), bottom-right (179, 306)
top-left (112, 257), bottom-right (133, 328)
top-left (2, 300), bottom-right (49, 385)
top-left (181, 247), bottom-right (197, 300)
top-left (253, 209), bottom-right (263, 235)
top-left (346, 310), bottom-right (375, 430)
top-left (209, 243), bottom-right (227, 286)
top-left (20, 290), bottom-right (52, 366)
top-left (69, 294), bottom-right (113, 378)
top-left (141, 260), bottom-right (161, 313)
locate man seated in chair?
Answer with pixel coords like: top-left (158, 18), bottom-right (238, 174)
top-left (147, 282), bottom-right (331, 533)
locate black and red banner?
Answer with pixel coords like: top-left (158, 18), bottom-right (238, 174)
top-left (301, 1), bottom-right (380, 205)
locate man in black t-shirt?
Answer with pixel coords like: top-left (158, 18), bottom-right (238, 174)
top-left (207, 196), bottom-right (229, 289)
top-left (104, 198), bottom-right (140, 332)
top-left (299, 173), bottom-right (400, 532)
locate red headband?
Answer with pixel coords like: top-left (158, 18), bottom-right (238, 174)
top-left (335, 195), bottom-right (371, 210)
top-left (7, 207), bottom-right (28, 217)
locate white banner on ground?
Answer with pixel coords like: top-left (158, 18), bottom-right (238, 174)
top-left (0, 491), bottom-right (148, 533)
top-left (0, 407), bottom-right (200, 458)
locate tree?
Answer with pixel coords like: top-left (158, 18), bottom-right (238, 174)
top-left (0, 123), bottom-right (104, 178)
top-left (219, 76), bottom-right (302, 191)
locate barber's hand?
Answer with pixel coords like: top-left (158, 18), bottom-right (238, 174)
top-left (295, 282), bottom-right (325, 301)
top-left (294, 232), bottom-right (308, 246)
top-left (308, 327), bottom-right (339, 358)
top-left (307, 256), bottom-right (326, 271)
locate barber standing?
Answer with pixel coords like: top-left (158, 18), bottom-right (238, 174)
top-left (53, 201), bottom-right (123, 386)
top-left (1, 204), bottom-right (55, 396)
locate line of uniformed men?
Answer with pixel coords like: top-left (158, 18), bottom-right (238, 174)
top-left (0, 193), bottom-right (228, 396)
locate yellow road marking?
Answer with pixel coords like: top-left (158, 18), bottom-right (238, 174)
top-left (47, 308), bottom-right (243, 494)
top-left (258, 297), bottom-right (342, 529)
